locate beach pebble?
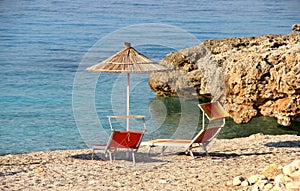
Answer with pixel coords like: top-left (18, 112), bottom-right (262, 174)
top-left (232, 176), bottom-right (245, 186)
top-left (198, 161), bottom-right (204, 166)
top-left (88, 180), bottom-right (96, 185)
top-left (290, 171), bottom-right (300, 179)
top-left (252, 184), bottom-right (262, 191)
top-left (272, 183), bottom-right (285, 191)
top-left (284, 175), bottom-right (294, 183)
top-left (34, 168), bottom-right (44, 173)
top-left (248, 174), bottom-right (264, 185)
top-left (274, 174), bottom-right (284, 184)
top-left (291, 160), bottom-right (300, 168)
top-left (158, 179), bottom-right (168, 184)
top-left (285, 181), bottom-right (300, 191)
top-left (264, 183), bottom-right (274, 190)
top-left (262, 163), bottom-right (281, 180)
top-left (226, 180), bottom-right (233, 186)
top-left (283, 164), bottom-right (297, 177)
top-left (241, 180), bottom-right (249, 187)
top-left (249, 133), bottom-right (265, 139)
top-left (252, 180), bottom-right (268, 191)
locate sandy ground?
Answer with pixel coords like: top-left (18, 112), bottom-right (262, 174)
top-left (1, 134), bottom-right (299, 191)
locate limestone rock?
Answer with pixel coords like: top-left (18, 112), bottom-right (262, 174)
top-left (149, 45), bottom-right (213, 101)
top-left (292, 24), bottom-right (300, 32)
top-left (149, 30), bottom-right (300, 126)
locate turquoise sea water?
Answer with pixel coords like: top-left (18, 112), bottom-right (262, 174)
top-left (1, 0), bottom-right (300, 155)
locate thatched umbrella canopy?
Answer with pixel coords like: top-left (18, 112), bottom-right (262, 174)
top-left (86, 42), bottom-right (169, 130)
top-left (86, 42), bottom-right (168, 73)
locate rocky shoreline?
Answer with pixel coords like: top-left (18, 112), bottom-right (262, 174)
top-left (1, 134), bottom-right (299, 190)
top-left (149, 31), bottom-right (300, 126)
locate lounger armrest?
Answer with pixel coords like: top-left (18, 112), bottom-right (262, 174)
top-left (92, 144), bottom-right (107, 150)
top-left (198, 102), bottom-right (230, 121)
top-left (107, 115), bottom-right (146, 119)
top-left (107, 115), bottom-right (147, 131)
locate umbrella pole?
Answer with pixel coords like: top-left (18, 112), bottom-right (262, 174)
top-left (127, 73), bottom-right (130, 130)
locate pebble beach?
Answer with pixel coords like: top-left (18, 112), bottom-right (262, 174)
top-left (1, 134), bottom-right (299, 191)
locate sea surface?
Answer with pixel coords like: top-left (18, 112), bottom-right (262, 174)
top-left (1, 0), bottom-right (299, 155)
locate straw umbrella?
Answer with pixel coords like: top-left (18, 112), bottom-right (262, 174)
top-left (86, 42), bottom-right (169, 130)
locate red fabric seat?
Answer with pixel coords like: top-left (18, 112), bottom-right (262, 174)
top-left (109, 131), bottom-right (144, 149)
top-left (92, 115), bottom-right (146, 165)
top-left (142, 102), bottom-right (229, 157)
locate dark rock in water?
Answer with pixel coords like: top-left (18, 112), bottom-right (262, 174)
top-left (149, 29), bottom-right (300, 126)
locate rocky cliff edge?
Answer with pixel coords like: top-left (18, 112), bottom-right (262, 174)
top-left (149, 32), bottom-right (300, 126)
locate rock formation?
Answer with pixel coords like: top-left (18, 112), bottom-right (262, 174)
top-left (149, 32), bottom-right (300, 126)
top-left (227, 160), bottom-right (300, 190)
top-left (292, 24), bottom-right (300, 32)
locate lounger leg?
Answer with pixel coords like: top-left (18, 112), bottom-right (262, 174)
top-left (132, 152), bottom-right (135, 165)
top-left (161, 146), bottom-right (168, 156)
top-left (92, 149), bottom-right (95, 160)
top-left (125, 149), bottom-right (129, 159)
top-left (109, 151), bottom-right (113, 164)
top-left (147, 146), bottom-right (155, 156)
top-left (189, 150), bottom-right (195, 158)
top-left (202, 145), bottom-right (209, 156)
top-left (113, 149), bottom-right (116, 162)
